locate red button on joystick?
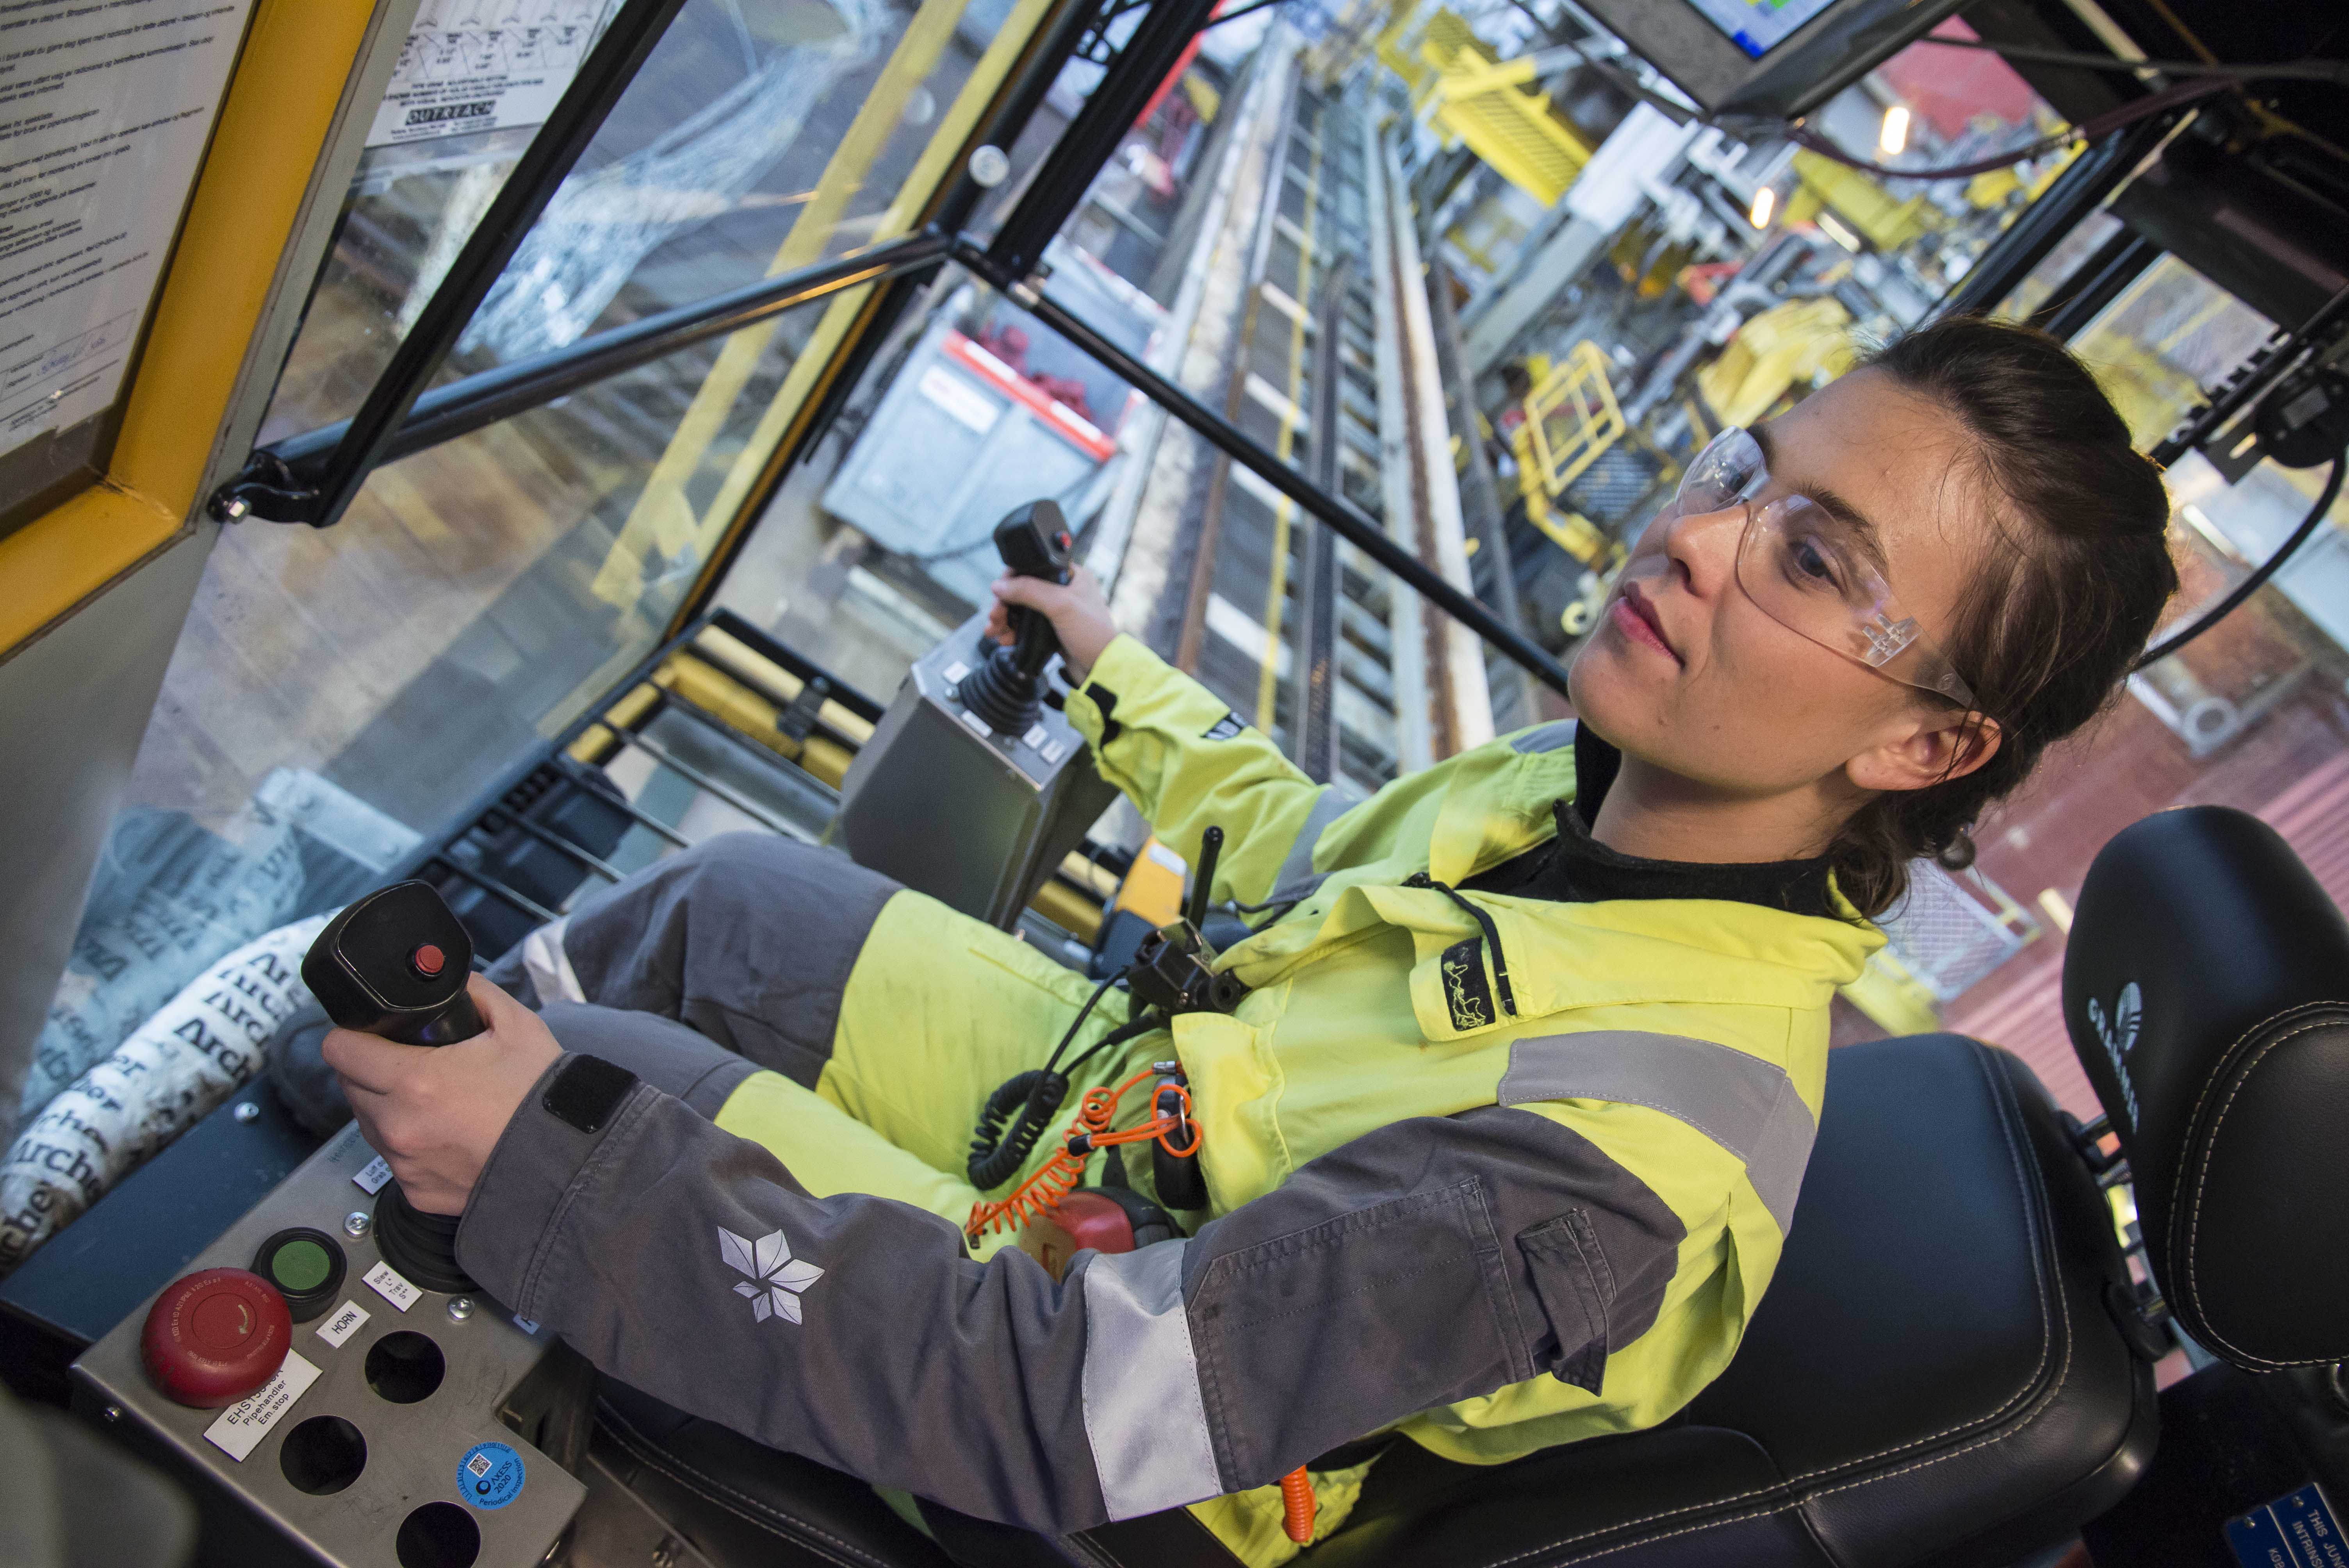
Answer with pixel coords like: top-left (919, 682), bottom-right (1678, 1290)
top-left (409, 943), bottom-right (446, 978)
top-left (141, 1268), bottom-right (292, 1408)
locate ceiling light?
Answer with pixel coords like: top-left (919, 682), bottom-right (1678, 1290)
top-left (1748, 186), bottom-right (1776, 229)
top-left (1879, 105), bottom-right (1911, 156)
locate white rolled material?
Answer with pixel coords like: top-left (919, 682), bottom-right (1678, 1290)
top-left (0, 915), bottom-right (330, 1278)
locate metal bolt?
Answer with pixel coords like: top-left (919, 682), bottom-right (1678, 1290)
top-left (967, 144), bottom-right (1009, 187)
top-left (447, 1296), bottom-right (475, 1322)
top-left (234, 1101), bottom-right (260, 1123)
top-left (102, 1404), bottom-right (122, 1423)
top-left (343, 1211), bottom-right (372, 1239)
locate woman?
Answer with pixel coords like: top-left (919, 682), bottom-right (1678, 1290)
top-left (325, 318), bottom-right (2176, 1564)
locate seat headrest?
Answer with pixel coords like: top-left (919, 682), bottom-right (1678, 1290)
top-left (2065, 806), bottom-right (2349, 1370)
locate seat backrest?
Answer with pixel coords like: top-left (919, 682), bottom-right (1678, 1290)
top-left (2064, 805), bottom-right (2349, 1371)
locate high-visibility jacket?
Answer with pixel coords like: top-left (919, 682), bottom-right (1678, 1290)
top-left (458, 634), bottom-right (1883, 1566)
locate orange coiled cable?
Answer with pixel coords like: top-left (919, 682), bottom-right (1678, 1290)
top-left (1280, 1467), bottom-right (1315, 1543)
top-left (966, 1069), bottom-right (1198, 1241)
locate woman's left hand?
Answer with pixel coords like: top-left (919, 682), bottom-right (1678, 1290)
top-left (322, 974), bottom-right (563, 1215)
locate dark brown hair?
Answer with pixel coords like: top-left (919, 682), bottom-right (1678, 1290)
top-left (1828, 315), bottom-right (2178, 918)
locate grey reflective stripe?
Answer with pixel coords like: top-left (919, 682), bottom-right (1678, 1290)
top-left (1498, 1031), bottom-right (1816, 1235)
top-left (1266, 784), bottom-right (1356, 903)
top-left (1078, 1243), bottom-right (1222, 1519)
top-left (1510, 720), bottom-right (1577, 754)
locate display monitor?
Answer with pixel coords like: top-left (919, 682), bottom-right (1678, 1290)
top-left (1577, 0), bottom-right (1967, 120)
top-left (1686, 0), bottom-right (1841, 59)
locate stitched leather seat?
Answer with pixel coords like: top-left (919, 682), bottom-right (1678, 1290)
top-left (1291, 1033), bottom-right (2156, 1568)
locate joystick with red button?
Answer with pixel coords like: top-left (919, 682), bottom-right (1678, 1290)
top-left (303, 882), bottom-right (485, 1293)
top-left (142, 1267), bottom-right (292, 1407)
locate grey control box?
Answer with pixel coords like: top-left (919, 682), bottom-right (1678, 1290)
top-left (834, 611), bottom-right (1117, 928)
top-left (73, 1122), bottom-right (583, 1568)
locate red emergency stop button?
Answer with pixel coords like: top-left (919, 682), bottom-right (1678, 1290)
top-left (409, 943), bottom-right (446, 978)
top-left (142, 1268), bottom-right (291, 1408)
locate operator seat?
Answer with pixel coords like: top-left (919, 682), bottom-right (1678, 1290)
top-left (591, 806), bottom-right (2349, 1567)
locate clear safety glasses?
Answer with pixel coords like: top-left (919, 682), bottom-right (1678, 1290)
top-left (1665, 425), bottom-right (1979, 711)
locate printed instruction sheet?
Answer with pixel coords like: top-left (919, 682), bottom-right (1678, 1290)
top-left (0, 2), bottom-right (255, 459)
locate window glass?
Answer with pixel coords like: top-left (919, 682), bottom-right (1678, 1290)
top-left (1990, 208), bottom-right (2121, 325)
top-left (261, 0), bottom-right (1032, 442)
top-left (2066, 254), bottom-right (2277, 449)
top-left (118, 0), bottom-right (1050, 884)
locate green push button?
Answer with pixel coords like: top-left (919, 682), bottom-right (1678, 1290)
top-left (272, 1238), bottom-right (333, 1293)
top-left (251, 1228), bottom-right (346, 1324)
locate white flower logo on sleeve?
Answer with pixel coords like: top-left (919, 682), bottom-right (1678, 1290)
top-left (718, 1226), bottom-right (825, 1324)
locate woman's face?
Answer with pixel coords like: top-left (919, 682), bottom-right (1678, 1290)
top-left (1569, 369), bottom-right (1997, 805)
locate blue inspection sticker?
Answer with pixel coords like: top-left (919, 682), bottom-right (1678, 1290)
top-left (456, 1441), bottom-right (525, 1511)
top-left (2226, 1484), bottom-right (2349, 1568)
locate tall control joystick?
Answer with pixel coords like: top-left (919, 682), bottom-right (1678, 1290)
top-left (957, 499), bottom-right (1077, 736)
top-left (303, 882), bottom-right (485, 1294)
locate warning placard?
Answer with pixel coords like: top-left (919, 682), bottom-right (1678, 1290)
top-left (364, 1), bottom-right (622, 150)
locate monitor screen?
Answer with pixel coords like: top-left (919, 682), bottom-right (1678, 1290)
top-left (1683, 0), bottom-right (1841, 58)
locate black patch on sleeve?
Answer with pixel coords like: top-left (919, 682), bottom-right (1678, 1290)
top-left (1202, 711), bottom-right (1246, 742)
top-left (1439, 937), bottom-right (1498, 1032)
top-left (542, 1054), bottom-right (637, 1134)
top-left (1087, 684), bottom-right (1122, 743)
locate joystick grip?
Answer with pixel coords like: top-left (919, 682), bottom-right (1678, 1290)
top-left (303, 882), bottom-right (483, 1046)
top-left (993, 499), bottom-right (1075, 680)
top-left (303, 882), bottom-right (485, 1294)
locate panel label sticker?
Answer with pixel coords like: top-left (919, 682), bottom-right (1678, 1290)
top-left (457, 1441), bottom-right (527, 1510)
top-left (353, 1156), bottom-right (394, 1195)
top-left (364, 1260), bottom-right (420, 1312)
top-left (314, 1299), bottom-right (370, 1349)
top-left (2228, 1484), bottom-right (2349, 1568)
top-left (203, 1351), bottom-right (320, 1462)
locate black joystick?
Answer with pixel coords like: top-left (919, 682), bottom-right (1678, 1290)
top-left (958, 499), bottom-right (1077, 736)
top-left (303, 882), bottom-right (484, 1294)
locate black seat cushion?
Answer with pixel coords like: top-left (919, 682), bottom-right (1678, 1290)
top-left (2063, 805), bottom-right (2349, 1370)
top-left (1286, 1035), bottom-right (2156, 1568)
top-left (593, 1035), bottom-right (2154, 1568)
top-left (595, 1379), bottom-right (959, 1568)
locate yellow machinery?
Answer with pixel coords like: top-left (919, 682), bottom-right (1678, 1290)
top-left (1376, 4), bottom-right (1594, 206)
top-left (1505, 342), bottom-right (1625, 566)
top-left (1784, 150), bottom-right (1946, 252)
top-left (1695, 296), bottom-right (1859, 429)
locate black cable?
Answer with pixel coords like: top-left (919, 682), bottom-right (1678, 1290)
top-left (1919, 36), bottom-right (2349, 84)
top-left (1201, 0), bottom-right (1292, 29)
top-left (1787, 74), bottom-right (2230, 183)
top-left (966, 973), bottom-right (1136, 1191)
top-left (2136, 454), bottom-right (2345, 669)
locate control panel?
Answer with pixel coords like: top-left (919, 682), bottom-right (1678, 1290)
top-left (834, 607), bottom-right (1117, 929)
top-left (72, 1119), bottom-right (582, 1568)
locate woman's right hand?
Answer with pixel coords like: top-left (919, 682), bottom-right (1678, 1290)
top-left (987, 566), bottom-right (1117, 684)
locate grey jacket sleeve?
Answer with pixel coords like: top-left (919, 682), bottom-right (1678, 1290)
top-left (455, 1058), bottom-right (1684, 1533)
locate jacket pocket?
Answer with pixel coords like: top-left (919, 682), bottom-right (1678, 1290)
top-left (1517, 1210), bottom-right (1615, 1393)
top-left (1188, 1181), bottom-right (1520, 1482)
